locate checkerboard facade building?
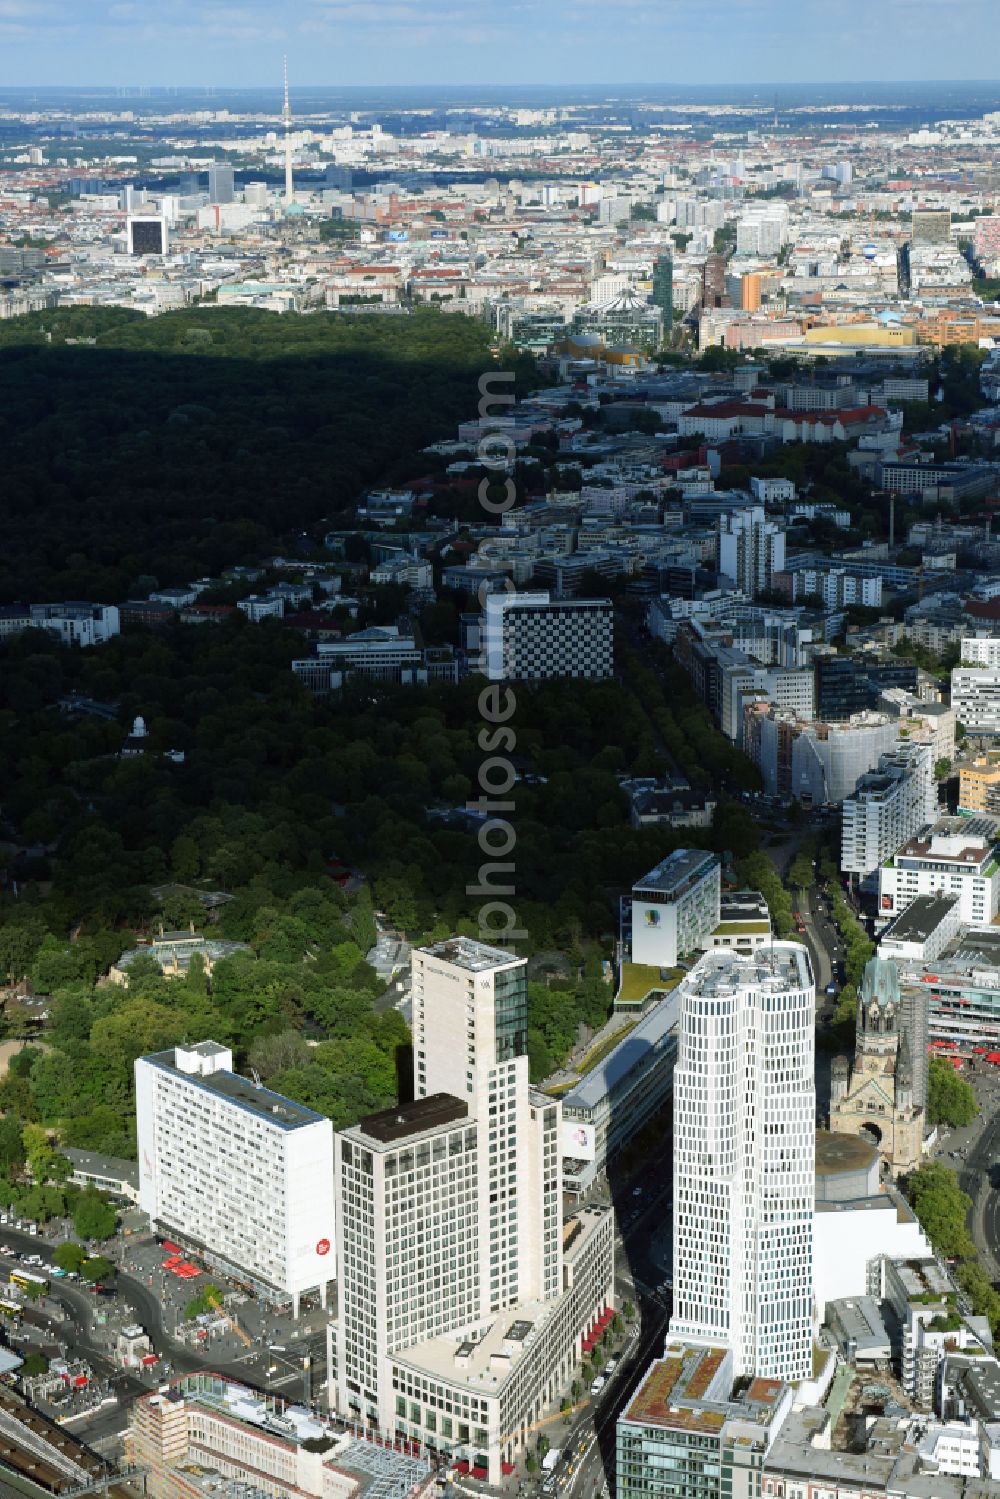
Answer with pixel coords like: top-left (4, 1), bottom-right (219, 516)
top-left (483, 592), bottom-right (614, 681)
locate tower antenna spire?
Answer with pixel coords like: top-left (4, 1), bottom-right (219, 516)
top-left (283, 54), bottom-right (294, 207)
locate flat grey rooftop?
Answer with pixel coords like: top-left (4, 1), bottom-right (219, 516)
top-left (356, 1093), bottom-right (468, 1145)
top-left (144, 1051), bottom-right (323, 1130)
top-left (880, 893), bottom-right (958, 944)
top-left (562, 993), bottom-right (679, 1113)
top-left (417, 936), bottom-right (522, 972)
top-left (633, 848), bottom-right (718, 897)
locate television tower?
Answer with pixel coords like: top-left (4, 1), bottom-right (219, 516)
top-left (282, 55), bottom-right (294, 206)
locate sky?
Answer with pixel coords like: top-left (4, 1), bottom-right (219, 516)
top-left (0, 0), bottom-right (998, 90)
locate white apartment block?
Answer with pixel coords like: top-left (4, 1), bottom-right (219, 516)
top-left (795, 568), bottom-right (882, 610)
top-left (735, 206), bottom-right (790, 257)
top-left (29, 601), bottom-right (120, 647)
top-left (482, 591), bottom-right (614, 681)
top-left (841, 743), bottom-right (937, 882)
top-left (670, 945), bottom-right (815, 1382)
top-left (750, 476), bottom-right (796, 505)
top-left (878, 816), bottom-right (1000, 928)
top-left (237, 593), bottom-right (284, 621)
top-left (952, 667), bottom-right (1000, 737)
top-left (960, 635), bottom-right (1000, 668)
top-left (628, 850), bottom-right (722, 969)
top-left (334, 938), bottom-right (614, 1484)
top-left (718, 507), bottom-right (786, 598)
top-left (135, 1043), bottom-right (335, 1312)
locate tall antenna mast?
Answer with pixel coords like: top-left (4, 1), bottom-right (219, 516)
top-left (283, 55), bottom-right (294, 207)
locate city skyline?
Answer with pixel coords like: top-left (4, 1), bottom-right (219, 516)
top-left (0, 0), bottom-right (998, 88)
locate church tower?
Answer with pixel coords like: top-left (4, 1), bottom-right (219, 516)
top-left (829, 955), bottom-right (923, 1176)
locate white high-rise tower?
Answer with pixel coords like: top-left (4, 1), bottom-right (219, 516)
top-left (282, 55), bottom-right (294, 206)
top-left (670, 943), bottom-right (816, 1382)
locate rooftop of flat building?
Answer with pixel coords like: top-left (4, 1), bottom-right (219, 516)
top-left (141, 1376), bottom-right (431, 1497)
top-left (891, 1256), bottom-right (953, 1301)
top-left (560, 993), bottom-right (679, 1114)
top-left (815, 1130), bottom-right (878, 1177)
top-left (879, 893), bottom-right (959, 946)
top-left (622, 1344), bottom-right (785, 1439)
top-left (632, 847), bottom-right (719, 897)
top-left (896, 815), bottom-right (999, 863)
top-left (681, 942), bottom-right (813, 1001)
top-left (416, 936), bottom-right (524, 973)
top-left (143, 1050), bottom-right (324, 1131)
top-left (718, 890), bottom-right (770, 924)
top-left (353, 1093), bottom-right (469, 1146)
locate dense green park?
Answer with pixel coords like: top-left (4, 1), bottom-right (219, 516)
top-left (0, 304), bottom-right (533, 602)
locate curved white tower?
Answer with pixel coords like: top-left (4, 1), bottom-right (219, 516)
top-left (670, 942), bottom-right (815, 1382)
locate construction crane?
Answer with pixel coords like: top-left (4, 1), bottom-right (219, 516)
top-left (204, 1285), bottom-right (252, 1347)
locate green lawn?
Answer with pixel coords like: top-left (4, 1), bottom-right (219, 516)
top-left (617, 963), bottom-right (683, 1004)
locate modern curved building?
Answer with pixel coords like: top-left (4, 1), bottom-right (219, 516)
top-left (670, 944), bottom-right (815, 1382)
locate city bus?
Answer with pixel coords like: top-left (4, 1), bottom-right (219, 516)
top-left (10, 1269), bottom-right (47, 1294)
top-left (0, 1298), bottom-right (21, 1318)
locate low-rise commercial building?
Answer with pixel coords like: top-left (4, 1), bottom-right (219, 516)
top-left (128, 1374), bottom-right (433, 1499)
top-left (561, 993), bottom-right (679, 1195)
top-left (898, 927), bottom-right (1000, 1051)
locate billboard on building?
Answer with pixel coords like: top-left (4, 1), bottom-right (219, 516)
top-left (562, 1120), bottom-right (596, 1162)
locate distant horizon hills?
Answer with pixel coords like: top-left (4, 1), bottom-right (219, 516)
top-left (1, 80), bottom-right (1000, 113)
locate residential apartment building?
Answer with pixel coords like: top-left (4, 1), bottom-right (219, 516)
top-left (953, 666), bottom-right (1000, 738)
top-left (135, 1043), bottom-right (335, 1312)
top-left (616, 1342), bottom-right (791, 1499)
top-left (334, 938), bottom-right (614, 1482)
top-left (718, 506), bottom-right (786, 598)
top-left (959, 756), bottom-right (1000, 815)
top-left (670, 945), bottom-right (815, 1382)
top-left (28, 601), bottom-right (120, 647)
top-left (841, 743), bottom-right (937, 883)
top-left (481, 591), bottom-right (614, 681)
top-left (878, 816), bottom-right (1000, 927)
top-left (878, 1255), bottom-right (991, 1410)
top-left (624, 850), bottom-right (722, 969)
top-left (959, 636), bottom-right (1000, 668)
top-left (794, 567), bottom-right (882, 611)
